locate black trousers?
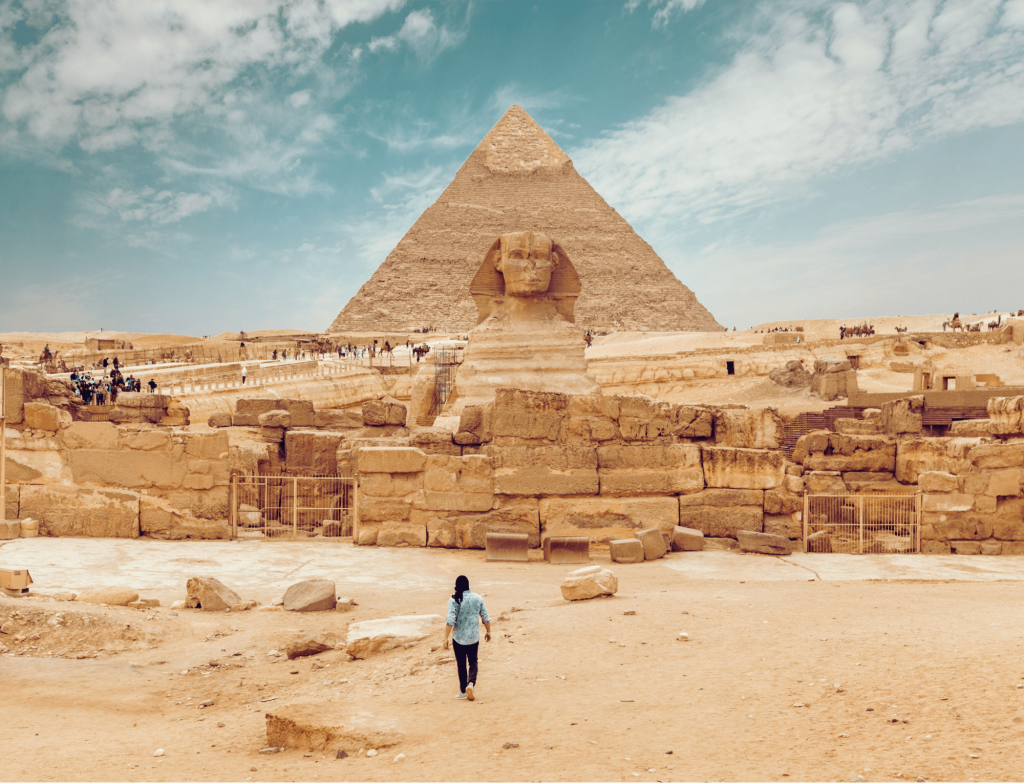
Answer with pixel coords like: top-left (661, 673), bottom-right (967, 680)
top-left (453, 640), bottom-right (479, 693)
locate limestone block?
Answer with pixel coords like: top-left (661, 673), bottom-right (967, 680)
top-left (23, 402), bottom-right (71, 432)
top-left (985, 469), bottom-right (1022, 497)
top-left (283, 580), bottom-right (337, 612)
top-left (285, 431), bottom-right (344, 475)
top-left (362, 399), bottom-right (407, 427)
top-left (544, 536), bottom-right (590, 564)
top-left (356, 447), bottom-right (426, 474)
top-left (0, 520), bottom-right (20, 540)
top-left (677, 488), bottom-right (765, 507)
top-left (491, 389), bottom-right (567, 442)
top-left (764, 513), bottom-right (802, 539)
top-left (422, 492), bottom-right (493, 512)
top-left (284, 635), bottom-right (337, 659)
top-left (769, 360), bottom-right (812, 388)
top-left (236, 399), bottom-right (284, 417)
top-left (264, 704), bottom-right (403, 753)
top-left (232, 413), bottom-right (259, 426)
top-left (951, 541), bottom-right (982, 555)
top-left (409, 427), bottom-right (461, 456)
top-left (355, 524), bottom-right (379, 546)
top-left (377, 522), bottom-right (427, 547)
top-left (140, 496), bottom-right (230, 540)
top-left (842, 472), bottom-right (894, 491)
top-left (597, 443), bottom-right (704, 496)
top-left (834, 418), bottom-right (881, 435)
top-left (281, 400), bottom-right (315, 427)
top-left (121, 430), bottom-right (172, 452)
top-left (791, 430), bottom-right (829, 466)
top-left (678, 505), bottom-right (764, 538)
top-left (183, 474), bottom-right (215, 490)
top-left (259, 410), bottom-right (292, 428)
top-left (814, 357), bottom-right (852, 374)
top-left (116, 392), bottom-right (169, 410)
top-left (314, 409), bottom-right (363, 429)
top-left (344, 615), bottom-right (441, 659)
top-left (454, 405), bottom-right (493, 446)
top-left (3, 485), bottom-right (18, 520)
top-left (737, 530), bottom-right (794, 555)
top-left (426, 517), bottom-right (457, 548)
top-left (560, 565), bottom-right (618, 601)
top-left (69, 449), bottom-right (186, 489)
top-left (880, 396), bottom-right (924, 435)
top-left (671, 525), bottom-right (704, 551)
top-left (562, 394), bottom-right (620, 444)
top-left (2, 367), bottom-right (25, 423)
top-left (455, 502), bottom-right (540, 549)
top-left (704, 537), bottom-right (739, 550)
top-left (969, 443), bottom-right (1024, 469)
top-left (20, 485), bottom-right (140, 538)
top-left (208, 412), bottom-right (232, 428)
top-left (540, 496), bottom-right (678, 544)
top-left (634, 526), bottom-right (668, 560)
top-left (60, 421), bottom-right (120, 450)
top-left (4, 446), bottom-right (65, 485)
top-left (75, 587), bottom-right (139, 606)
top-left (701, 447), bottom-right (784, 489)
top-left (896, 438), bottom-right (976, 484)
top-left (987, 396), bottom-right (1023, 435)
top-left (672, 405), bottom-right (714, 439)
top-left (713, 408), bottom-right (783, 450)
top-left (784, 474), bottom-right (804, 494)
top-left (487, 444), bottom-right (598, 496)
top-left (185, 576), bottom-right (242, 611)
top-left (922, 540), bottom-right (951, 554)
top-left (183, 432), bottom-right (229, 460)
top-left (974, 494), bottom-right (998, 513)
top-left (358, 497), bottom-right (411, 523)
top-left (981, 541), bottom-right (1003, 556)
top-left (160, 399), bottom-right (190, 427)
top-left (923, 493), bottom-right (975, 513)
top-left (764, 487), bottom-right (802, 514)
top-left (360, 473), bottom-right (421, 498)
top-left (804, 434), bottom-right (896, 473)
top-left (486, 532), bottom-right (529, 561)
top-left (811, 370), bottom-right (849, 401)
top-left (926, 512), bottom-right (993, 541)
top-left (609, 538), bottom-right (645, 563)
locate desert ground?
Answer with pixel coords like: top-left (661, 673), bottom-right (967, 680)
top-left (3, 539), bottom-right (1024, 783)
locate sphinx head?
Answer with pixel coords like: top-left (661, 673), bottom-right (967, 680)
top-left (492, 231), bottom-right (558, 296)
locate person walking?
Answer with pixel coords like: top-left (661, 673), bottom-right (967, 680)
top-left (241, 365), bottom-right (248, 385)
top-left (443, 575), bottom-right (490, 701)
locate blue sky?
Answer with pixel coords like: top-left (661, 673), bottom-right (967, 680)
top-left (2, 0), bottom-right (1023, 334)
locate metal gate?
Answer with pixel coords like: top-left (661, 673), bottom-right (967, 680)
top-left (231, 474), bottom-right (356, 540)
top-left (429, 346), bottom-right (463, 417)
top-left (803, 493), bottom-right (921, 554)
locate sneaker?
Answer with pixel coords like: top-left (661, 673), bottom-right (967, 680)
top-left (466, 685), bottom-right (475, 701)
top-left (454, 693), bottom-right (467, 700)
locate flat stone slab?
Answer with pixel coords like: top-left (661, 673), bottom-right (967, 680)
top-left (266, 704), bottom-right (403, 752)
top-left (738, 530), bottom-right (795, 555)
top-left (609, 538), bottom-right (644, 564)
top-left (671, 526), bottom-right (704, 552)
top-left (344, 615), bottom-right (442, 659)
top-left (283, 579), bottom-right (337, 612)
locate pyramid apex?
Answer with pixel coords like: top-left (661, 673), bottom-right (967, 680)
top-left (474, 104), bottom-right (571, 174)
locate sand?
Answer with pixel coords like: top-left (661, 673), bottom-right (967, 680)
top-left (3, 545), bottom-right (1024, 782)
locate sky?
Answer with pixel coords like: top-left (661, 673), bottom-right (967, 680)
top-left (1, 0), bottom-right (1023, 335)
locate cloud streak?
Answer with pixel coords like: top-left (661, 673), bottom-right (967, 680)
top-left (575, 0), bottom-right (1024, 229)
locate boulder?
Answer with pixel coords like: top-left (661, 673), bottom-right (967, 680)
top-left (259, 410), bottom-right (291, 428)
top-left (880, 396), bottom-right (923, 435)
top-left (768, 360), bottom-right (812, 388)
top-left (185, 576), bottom-right (242, 611)
top-left (363, 399), bottom-right (407, 427)
top-left (713, 408), bottom-right (784, 450)
top-left (671, 526), bottom-right (705, 552)
top-left (74, 586), bottom-right (139, 606)
top-left (344, 615), bottom-right (442, 659)
top-left (265, 704), bottom-right (403, 752)
top-left (560, 565), bottom-right (618, 601)
top-left (737, 530), bottom-right (795, 555)
top-left (609, 538), bottom-right (645, 564)
top-left (283, 580), bottom-right (337, 612)
top-left (208, 412), bottom-right (232, 428)
top-left (284, 634), bottom-right (337, 660)
top-left (634, 527), bottom-right (667, 561)
top-left (454, 404), bottom-right (493, 445)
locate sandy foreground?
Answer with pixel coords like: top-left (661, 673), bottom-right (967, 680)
top-left (2, 540), bottom-right (1024, 783)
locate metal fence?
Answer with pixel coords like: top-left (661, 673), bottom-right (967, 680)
top-left (429, 346), bottom-right (463, 417)
top-left (232, 474), bottom-right (356, 541)
top-left (803, 493), bottom-right (921, 554)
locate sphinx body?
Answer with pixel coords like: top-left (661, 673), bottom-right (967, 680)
top-left (440, 231), bottom-right (600, 418)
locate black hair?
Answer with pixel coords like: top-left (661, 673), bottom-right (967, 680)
top-left (453, 575), bottom-right (470, 605)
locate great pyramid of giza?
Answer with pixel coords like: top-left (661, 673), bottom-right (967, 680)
top-left (329, 106), bottom-right (722, 334)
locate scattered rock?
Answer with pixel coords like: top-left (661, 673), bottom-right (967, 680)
top-left (560, 566), bottom-right (618, 601)
top-left (677, 632), bottom-right (689, 641)
top-left (344, 615), bottom-right (442, 659)
top-left (153, 749), bottom-right (164, 757)
top-left (671, 525), bottom-right (704, 552)
top-left (283, 580), bottom-right (337, 613)
top-left (170, 600), bottom-right (186, 610)
top-left (285, 634), bottom-right (337, 660)
top-left (336, 750), bottom-right (348, 759)
top-left (259, 747), bottom-right (283, 754)
top-left (74, 587), bottom-right (139, 606)
top-left (199, 700), bottom-right (214, 708)
top-left (335, 598), bottom-right (356, 612)
top-left (609, 538), bottom-right (645, 564)
top-left (185, 577), bottom-right (242, 611)
top-left (258, 410), bottom-right (291, 428)
top-left (503, 742), bottom-right (519, 749)
top-left (737, 530), bottom-right (795, 555)
top-left (634, 527), bottom-right (667, 561)
top-left (366, 749), bottom-right (378, 758)
top-left (208, 412), bottom-right (232, 428)
top-left (393, 753), bottom-right (405, 762)
top-left (363, 399), bottom-right (407, 427)
top-left (769, 360), bottom-right (812, 388)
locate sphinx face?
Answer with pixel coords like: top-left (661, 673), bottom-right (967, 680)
top-left (498, 232), bottom-right (555, 296)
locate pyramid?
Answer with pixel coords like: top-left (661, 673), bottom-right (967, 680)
top-left (329, 106), bottom-right (722, 334)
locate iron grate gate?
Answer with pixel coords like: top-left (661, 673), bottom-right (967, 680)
top-left (803, 493), bottom-right (921, 554)
top-left (429, 346), bottom-right (462, 417)
top-left (232, 474), bottom-right (356, 541)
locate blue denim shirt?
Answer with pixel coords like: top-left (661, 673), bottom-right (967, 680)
top-left (446, 591), bottom-right (490, 645)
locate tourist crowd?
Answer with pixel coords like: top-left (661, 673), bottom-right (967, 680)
top-left (70, 367), bottom-right (157, 405)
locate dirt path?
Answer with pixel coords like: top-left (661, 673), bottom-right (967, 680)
top-left (3, 549), bottom-right (1024, 782)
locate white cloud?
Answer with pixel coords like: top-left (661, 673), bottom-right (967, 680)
top-left (288, 90), bottom-right (312, 108)
top-left (625, 0), bottom-right (707, 27)
top-left (367, 7), bottom-right (467, 60)
top-left (574, 0), bottom-right (1024, 229)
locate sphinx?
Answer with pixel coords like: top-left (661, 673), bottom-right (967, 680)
top-left (439, 231), bottom-right (600, 419)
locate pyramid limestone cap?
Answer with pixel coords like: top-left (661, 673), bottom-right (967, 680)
top-left (476, 105), bottom-right (571, 174)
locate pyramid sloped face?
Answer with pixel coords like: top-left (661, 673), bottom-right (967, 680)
top-left (330, 106), bottom-right (722, 334)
